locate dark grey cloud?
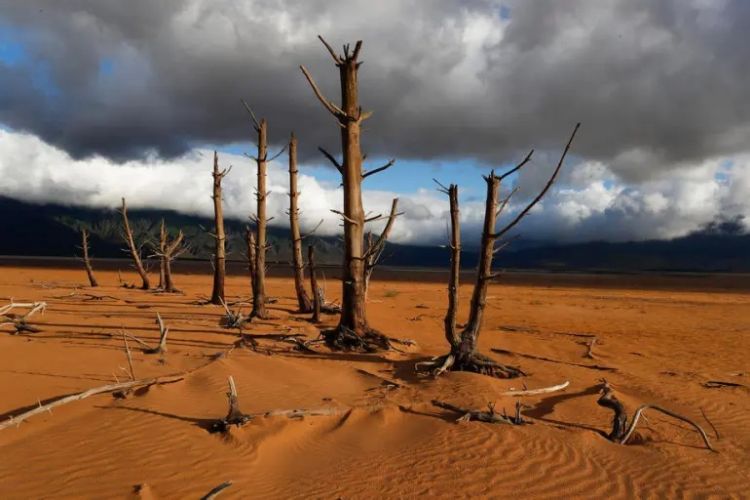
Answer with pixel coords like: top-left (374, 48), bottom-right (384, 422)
top-left (0, 0), bottom-right (749, 183)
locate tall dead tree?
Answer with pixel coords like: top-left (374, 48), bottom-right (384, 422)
top-left (364, 198), bottom-right (401, 299)
top-left (288, 133), bottom-right (313, 312)
top-left (79, 228), bottom-right (98, 287)
top-left (241, 100), bottom-right (286, 320)
top-left (119, 198), bottom-right (150, 290)
top-left (417, 123), bottom-right (580, 378)
top-left (301, 37), bottom-right (399, 350)
top-left (211, 151), bottom-right (231, 305)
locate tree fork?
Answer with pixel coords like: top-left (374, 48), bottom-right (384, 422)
top-left (80, 228), bottom-right (99, 287)
top-left (119, 197), bottom-right (150, 290)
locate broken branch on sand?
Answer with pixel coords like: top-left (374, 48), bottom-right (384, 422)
top-left (432, 400), bottom-right (522, 424)
top-left (500, 381), bottom-right (570, 397)
top-left (0, 375), bottom-right (184, 431)
top-left (596, 380), bottom-right (714, 452)
top-left (200, 481), bottom-right (233, 500)
top-left (211, 375), bottom-right (350, 433)
top-left (0, 301), bottom-right (47, 334)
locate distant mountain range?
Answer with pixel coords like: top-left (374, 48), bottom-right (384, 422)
top-left (1, 196), bottom-right (748, 273)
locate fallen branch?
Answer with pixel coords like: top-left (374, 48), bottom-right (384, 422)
top-left (0, 301), bottom-right (46, 334)
top-left (0, 375), bottom-right (184, 430)
top-left (585, 337), bottom-right (597, 359)
top-left (597, 380), bottom-right (714, 452)
top-left (210, 376), bottom-right (252, 433)
top-left (703, 380), bottom-right (747, 389)
top-left (201, 481), bottom-right (233, 500)
top-left (500, 381), bottom-right (569, 397)
top-left (431, 400), bottom-right (521, 425)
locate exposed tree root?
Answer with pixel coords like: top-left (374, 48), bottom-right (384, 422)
top-left (432, 400), bottom-right (526, 425)
top-left (416, 352), bottom-right (525, 379)
top-left (322, 326), bottom-right (392, 352)
top-left (210, 376), bottom-right (252, 433)
top-left (597, 380), bottom-right (714, 451)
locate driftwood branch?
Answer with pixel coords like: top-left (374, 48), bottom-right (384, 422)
top-left (200, 481), bottom-right (233, 500)
top-left (0, 375), bottom-right (184, 430)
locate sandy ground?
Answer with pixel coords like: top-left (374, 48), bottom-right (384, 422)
top-left (0, 266), bottom-right (748, 499)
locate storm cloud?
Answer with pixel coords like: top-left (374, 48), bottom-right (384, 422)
top-left (0, 1), bottom-right (748, 178)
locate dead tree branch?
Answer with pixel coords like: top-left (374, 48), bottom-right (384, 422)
top-left (80, 228), bottom-right (98, 287)
top-left (119, 197), bottom-right (150, 290)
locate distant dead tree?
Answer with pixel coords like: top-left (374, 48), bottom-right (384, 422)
top-left (308, 244), bottom-right (321, 323)
top-left (151, 219), bottom-right (186, 293)
top-left (119, 197), bottom-right (150, 290)
top-left (364, 198), bottom-right (401, 300)
top-left (162, 227), bottom-right (186, 293)
top-left (287, 133), bottom-right (324, 313)
top-left (301, 37), bottom-right (400, 350)
top-left (417, 123), bottom-right (580, 378)
top-left (79, 228), bottom-right (98, 287)
top-left (210, 151), bottom-right (231, 305)
top-left (241, 100), bottom-right (286, 320)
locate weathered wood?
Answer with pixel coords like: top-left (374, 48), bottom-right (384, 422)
top-left (119, 198), bottom-right (150, 290)
top-left (245, 227), bottom-right (256, 296)
top-left (302, 37), bottom-right (391, 351)
top-left (0, 301), bottom-right (46, 334)
top-left (80, 228), bottom-right (99, 287)
top-left (364, 198), bottom-right (401, 299)
top-left (211, 151), bottom-right (228, 305)
top-left (288, 133), bottom-right (313, 313)
top-left (200, 481), bottom-right (233, 500)
top-left (0, 375), bottom-right (184, 430)
top-left (157, 219), bottom-right (167, 289)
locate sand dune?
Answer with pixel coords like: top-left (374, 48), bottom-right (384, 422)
top-left (0, 267), bottom-right (748, 498)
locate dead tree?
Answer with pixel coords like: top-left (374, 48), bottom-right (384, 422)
top-left (119, 197), bottom-right (150, 290)
top-left (211, 151), bottom-right (231, 305)
top-left (416, 124), bottom-right (580, 378)
top-left (163, 230), bottom-right (188, 293)
top-left (308, 245), bottom-right (321, 323)
top-left (288, 133), bottom-right (314, 312)
top-left (241, 100), bottom-right (286, 319)
top-left (79, 228), bottom-right (99, 287)
top-left (157, 220), bottom-right (167, 289)
top-left (364, 198), bottom-right (402, 299)
top-left (301, 37), bottom-right (398, 350)
top-left (245, 227), bottom-right (256, 295)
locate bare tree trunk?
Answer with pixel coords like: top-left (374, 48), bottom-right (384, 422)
top-left (80, 228), bottom-right (98, 287)
top-left (308, 245), bottom-right (320, 323)
top-left (252, 119), bottom-right (268, 319)
top-left (417, 124), bottom-right (580, 378)
top-left (119, 198), bottom-right (150, 290)
top-left (210, 151), bottom-right (229, 305)
top-left (163, 230), bottom-right (184, 293)
top-left (245, 227), bottom-right (256, 296)
top-left (363, 198), bottom-right (400, 299)
top-left (289, 133), bottom-right (313, 312)
top-left (444, 186), bottom-right (460, 349)
top-left (301, 38), bottom-right (396, 350)
top-left (158, 219), bottom-right (166, 290)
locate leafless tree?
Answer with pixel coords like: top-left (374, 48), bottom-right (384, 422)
top-left (157, 220), bottom-right (167, 289)
top-left (364, 198), bottom-right (402, 300)
top-left (417, 123), bottom-right (580, 378)
top-left (211, 151), bottom-right (231, 305)
top-left (162, 228), bottom-right (186, 293)
top-left (241, 100), bottom-right (286, 320)
top-left (79, 228), bottom-right (98, 287)
top-left (119, 197), bottom-right (150, 290)
top-left (301, 37), bottom-right (399, 350)
top-left (288, 133), bottom-right (314, 312)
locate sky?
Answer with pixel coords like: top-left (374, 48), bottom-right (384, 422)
top-left (0, 0), bottom-right (748, 247)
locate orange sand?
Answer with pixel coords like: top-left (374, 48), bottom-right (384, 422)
top-left (0, 266), bottom-right (748, 498)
